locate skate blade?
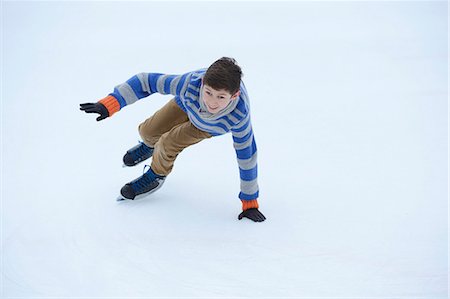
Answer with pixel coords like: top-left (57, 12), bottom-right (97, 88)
top-left (122, 160), bottom-right (146, 168)
top-left (116, 179), bottom-right (165, 202)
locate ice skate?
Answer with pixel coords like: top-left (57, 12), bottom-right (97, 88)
top-left (117, 165), bottom-right (165, 201)
top-left (122, 141), bottom-right (154, 167)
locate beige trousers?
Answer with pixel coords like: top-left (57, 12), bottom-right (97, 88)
top-left (138, 99), bottom-right (212, 176)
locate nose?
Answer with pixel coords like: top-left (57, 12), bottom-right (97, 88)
top-left (207, 98), bottom-right (218, 107)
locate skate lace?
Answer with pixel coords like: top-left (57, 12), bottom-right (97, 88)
top-left (131, 165), bottom-right (156, 192)
top-left (132, 141), bottom-right (152, 161)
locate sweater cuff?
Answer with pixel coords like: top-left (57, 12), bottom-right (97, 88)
top-left (241, 199), bottom-right (259, 211)
top-left (99, 95), bottom-right (120, 117)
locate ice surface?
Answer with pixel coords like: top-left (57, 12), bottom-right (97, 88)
top-left (2, 1), bottom-right (448, 298)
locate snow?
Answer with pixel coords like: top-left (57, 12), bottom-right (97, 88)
top-left (2, 1), bottom-right (448, 298)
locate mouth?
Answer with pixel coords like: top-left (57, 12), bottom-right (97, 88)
top-left (206, 104), bottom-right (218, 111)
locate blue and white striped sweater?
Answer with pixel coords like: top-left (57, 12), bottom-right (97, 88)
top-left (108, 69), bottom-right (258, 200)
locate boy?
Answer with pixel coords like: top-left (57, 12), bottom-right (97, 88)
top-left (80, 57), bottom-right (266, 222)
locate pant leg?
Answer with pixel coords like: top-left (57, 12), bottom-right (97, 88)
top-left (138, 98), bottom-right (189, 147)
top-left (151, 120), bottom-right (212, 176)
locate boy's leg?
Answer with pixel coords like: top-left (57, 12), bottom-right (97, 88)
top-left (151, 121), bottom-right (212, 176)
top-left (138, 98), bottom-right (189, 147)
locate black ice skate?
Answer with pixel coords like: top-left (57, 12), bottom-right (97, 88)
top-left (117, 166), bottom-right (166, 201)
top-left (123, 141), bottom-right (154, 167)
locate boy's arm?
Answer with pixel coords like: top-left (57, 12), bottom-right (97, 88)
top-left (84, 72), bottom-right (192, 119)
top-left (231, 116), bottom-right (265, 222)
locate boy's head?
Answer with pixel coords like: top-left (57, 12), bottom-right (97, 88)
top-left (201, 57), bottom-right (242, 114)
top-left (203, 57), bottom-right (242, 95)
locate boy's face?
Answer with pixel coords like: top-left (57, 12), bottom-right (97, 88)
top-left (201, 83), bottom-right (240, 114)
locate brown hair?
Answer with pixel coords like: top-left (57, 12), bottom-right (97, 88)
top-left (203, 57), bottom-right (243, 95)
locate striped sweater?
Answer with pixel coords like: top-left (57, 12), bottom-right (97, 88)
top-left (99, 68), bottom-right (258, 202)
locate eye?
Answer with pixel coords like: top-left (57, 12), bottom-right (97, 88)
top-left (206, 91), bottom-right (212, 96)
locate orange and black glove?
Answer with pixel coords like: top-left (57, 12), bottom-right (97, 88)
top-left (238, 199), bottom-right (266, 222)
top-left (80, 95), bottom-right (121, 121)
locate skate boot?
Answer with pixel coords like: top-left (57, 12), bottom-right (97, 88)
top-left (123, 141), bottom-right (154, 167)
top-left (118, 165), bottom-right (166, 201)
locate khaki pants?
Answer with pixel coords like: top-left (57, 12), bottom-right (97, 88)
top-left (138, 98), bottom-right (212, 176)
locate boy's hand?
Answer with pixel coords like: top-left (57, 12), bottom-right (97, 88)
top-left (238, 208), bottom-right (266, 222)
top-left (80, 102), bottom-right (109, 121)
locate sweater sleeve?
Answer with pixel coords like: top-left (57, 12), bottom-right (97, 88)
top-left (231, 115), bottom-right (259, 201)
top-left (98, 72), bottom-right (192, 117)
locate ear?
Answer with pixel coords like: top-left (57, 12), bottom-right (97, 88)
top-left (231, 90), bottom-right (240, 100)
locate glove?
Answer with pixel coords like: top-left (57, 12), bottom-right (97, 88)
top-left (80, 102), bottom-right (109, 121)
top-left (238, 208), bottom-right (266, 222)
